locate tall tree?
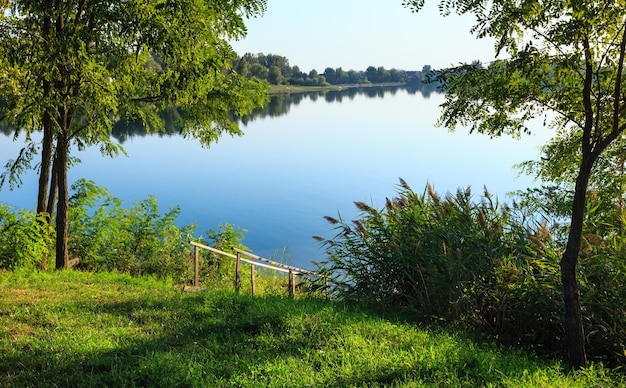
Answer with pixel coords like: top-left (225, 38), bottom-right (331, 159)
top-left (365, 66), bottom-right (378, 83)
top-left (323, 67), bottom-right (336, 84)
top-left (404, 0), bottom-right (626, 369)
top-left (0, 0), bottom-right (268, 269)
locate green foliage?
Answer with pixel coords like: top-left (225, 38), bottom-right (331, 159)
top-left (512, 185), bottom-right (626, 364)
top-left (68, 179), bottom-right (195, 281)
top-left (404, 0), bottom-right (626, 369)
top-left (0, 204), bottom-right (50, 270)
top-left (0, 0), bottom-right (269, 267)
top-left (1, 270), bottom-right (622, 387)
top-left (577, 206), bottom-right (626, 365)
top-left (195, 223), bottom-right (249, 284)
top-left (236, 52), bottom-right (427, 87)
top-left (316, 179), bottom-right (625, 365)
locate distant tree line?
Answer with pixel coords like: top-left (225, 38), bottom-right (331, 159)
top-left (234, 53), bottom-right (434, 87)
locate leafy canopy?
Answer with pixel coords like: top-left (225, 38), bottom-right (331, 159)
top-left (0, 0), bottom-right (268, 156)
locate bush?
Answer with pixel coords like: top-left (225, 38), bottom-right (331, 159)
top-left (317, 179), bottom-right (626, 366)
top-left (316, 180), bottom-right (566, 355)
top-left (68, 179), bottom-right (195, 281)
top-left (578, 220), bottom-right (626, 365)
top-left (195, 222), bottom-right (249, 285)
top-left (0, 204), bottom-right (51, 270)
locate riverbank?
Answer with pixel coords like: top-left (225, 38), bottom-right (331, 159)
top-left (269, 82), bottom-right (406, 95)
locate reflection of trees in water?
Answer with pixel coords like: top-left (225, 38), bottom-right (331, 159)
top-left (238, 84), bottom-right (442, 125)
top-left (2, 85), bottom-right (442, 142)
top-left (0, 122), bottom-right (13, 136)
top-left (111, 107), bottom-right (183, 143)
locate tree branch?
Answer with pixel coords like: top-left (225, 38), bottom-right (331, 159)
top-left (581, 36), bottom-right (594, 156)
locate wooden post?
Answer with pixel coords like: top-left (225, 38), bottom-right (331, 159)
top-left (251, 264), bottom-right (256, 296)
top-left (194, 245), bottom-right (199, 287)
top-left (235, 251), bottom-right (241, 294)
top-left (288, 269), bottom-right (295, 299)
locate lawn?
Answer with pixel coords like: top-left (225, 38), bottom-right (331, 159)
top-left (0, 270), bottom-right (622, 387)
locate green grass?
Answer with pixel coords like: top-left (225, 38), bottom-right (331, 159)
top-left (0, 270), bottom-right (622, 387)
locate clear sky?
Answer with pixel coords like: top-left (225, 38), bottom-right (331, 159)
top-left (231, 0), bottom-right (497, 73)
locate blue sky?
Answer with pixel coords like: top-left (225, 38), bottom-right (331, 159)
top-left (231, 0), bottom-right (496, 73)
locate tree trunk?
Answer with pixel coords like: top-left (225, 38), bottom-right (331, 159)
top-left (560, 157), bottom-right (593, 370)
top-left (36, 113), bottom-right (54, 270)
top-left (54, 133), bottom-right (69, 269)
top-left (46, 150), bottom-right (58, 220)
top-left (38, 4), bottom-right (53, 218)
top-left (37, 111), bottom-right (53, 218)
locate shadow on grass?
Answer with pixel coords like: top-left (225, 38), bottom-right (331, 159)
top-left (0, 287), bottom-right (592, 387)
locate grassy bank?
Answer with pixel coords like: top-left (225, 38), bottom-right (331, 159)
top-left (0, 270), bottom-right (622, 387)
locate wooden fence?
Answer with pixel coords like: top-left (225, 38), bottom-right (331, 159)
top-left (189, 241), bottom-right (323, 298)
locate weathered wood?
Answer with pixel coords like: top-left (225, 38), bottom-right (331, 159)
top-left (251, 264), bottom-right (256, 296)
top-left (288, 269), bottom-right (295, 299)
top-left (194, 245), bottom-right (199, 287)
top-left (240, 257), bottom-right (290, 272)
top-left (190, 241), bottom-right (328, 298)
top-left (190, 241), bottom-right (237, 259)
top-left (235, 251), bottom-right (242, 294)
top-left (233, 248), bottom-right (317, 275)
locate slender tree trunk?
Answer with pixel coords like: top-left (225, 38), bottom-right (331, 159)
top-left (46, 150), bottom-right (58, 220)
top-left (54, 132), bottom-right (69, 269)
top-left (37, 2), bottom-right (53, 218)
top-left (37, 111), bottom-right (53, 217)
top-left (36, 112), bottom-right (54, 270)
top-left (560, 157), bottom-right (593, 370)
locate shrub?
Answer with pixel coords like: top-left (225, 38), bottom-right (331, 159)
top-left (195, 223), bottom-right (249, 286)
top-left (68, 179), bottom-right (195, 281)
top-left (316, 179), bottom-right (565, 355)
top-left (0, 204), bottom-right (51, 270)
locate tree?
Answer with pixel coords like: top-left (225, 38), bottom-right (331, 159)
top-left (268, 65), bottom-right (283, 85)
top-left (335, 67), bottom-right (349, 84)
top-left (0, 0), bottom-right (268, 269)
top-left (377, 66), bottom-right (391, 83)
top-left (248, 62), bottom-right (269, 80)
top-left (404, 0), bottom-right (626, 369)
top-left (389, 68), bottom-right (403, 83)
top-left (236, 56), bottom-right (250, 78)
top-left (365, 66), bottom-right (378, 83)
top-left (348, 70), bottom-right (361, 84)
top-left (323, 67), bottom-right (336, 84)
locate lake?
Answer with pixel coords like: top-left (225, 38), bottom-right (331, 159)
top-left (0, 86), bottom-right (552, 269)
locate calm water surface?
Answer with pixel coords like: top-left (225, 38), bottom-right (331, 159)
top-left (0, 87), bottom-right (552, 268)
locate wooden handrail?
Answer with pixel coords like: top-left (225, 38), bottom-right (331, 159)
top-left (189, 241), bottom-right (323, 298)
top-left (190, 241), bottom-right (292, 273)
top-left (190, 241), bottom-right (237, 259)
top-left (233, 248), bottom-right (318, 276)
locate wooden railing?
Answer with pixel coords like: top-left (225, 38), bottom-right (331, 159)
top-left (189, 241), bottom-right (323, 298)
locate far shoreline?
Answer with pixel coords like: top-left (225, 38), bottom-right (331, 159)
top-left (268, 82), bottom-right (407, 95)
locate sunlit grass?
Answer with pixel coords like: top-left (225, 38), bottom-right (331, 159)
top-left (0, 270), bottom-right (622, 387)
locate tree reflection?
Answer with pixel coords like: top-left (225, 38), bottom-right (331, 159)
top-left (1, 85), bottom-right (442, 143)
top-left (238, 84), bottom-right (441, 125)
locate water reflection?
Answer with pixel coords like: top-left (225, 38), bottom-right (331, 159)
top-left (111, 106), bottom-right (184, 144)
top-left (0, 84), bottom-right (441, 144)
top-left (106, 84), bottom-right (441, 142)
top-left (239, 84), bottom-right (440, 125)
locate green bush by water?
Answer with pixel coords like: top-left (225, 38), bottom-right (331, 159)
top-left (316, 179), bottom-right (626, 367)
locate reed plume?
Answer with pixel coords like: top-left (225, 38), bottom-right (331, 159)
top-left (324, 215), bottom-right (339, 224)
top-left (354, 201), bottom-right (378, 215)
